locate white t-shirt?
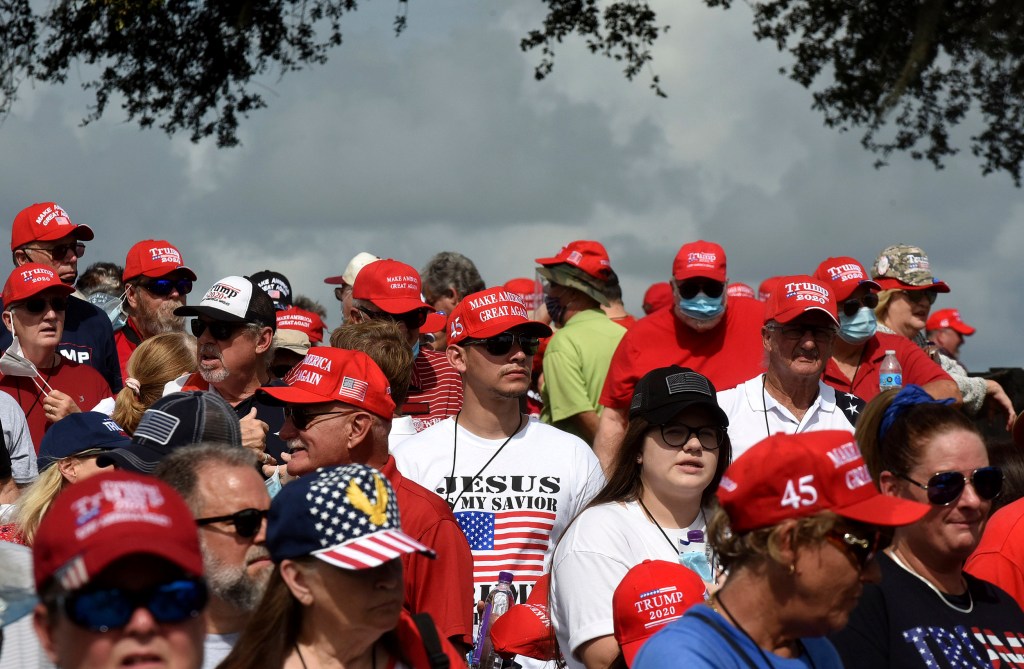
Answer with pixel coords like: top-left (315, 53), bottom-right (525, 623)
top-left (202, 632), bottom-right (239, 669)
top-left (717, 374), bottom-right (856, 461)
top-left (550, 500), bottom-right (709, 668)
top-left (392, 415), bottom-right (605, 604)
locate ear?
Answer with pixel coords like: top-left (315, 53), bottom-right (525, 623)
top-left (446, 287), bottom-right (460, 302)
top-left (12, 249), bottom-right (29, 267)
top-left (773, 518), bottom-right (799, 567)
top-left (280, 560), bottom-right (316, 606)
top-left (33, 603), bottom-right (60, 663)
top-left (761, 326), bottom-right (773, 352)
top-left (57, 458), bottom-right (79, 484)
top-left (347, 411), bottom-right (375, 448)
top-left (348, 307), bottom-right (365, 324)
top-left (254, 326), bottom-right (274, 354)
top-left (2, 310), bottom-right (12, 332)
top-left (447, 345), bottom-right (468, 374)
top-left (124, 283), bottom-right (141, 310)
top-left (878, 470), bottom-right (901, 497)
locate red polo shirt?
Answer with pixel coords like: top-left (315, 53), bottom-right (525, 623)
top-left (822, 332), bottom-right (952, 403)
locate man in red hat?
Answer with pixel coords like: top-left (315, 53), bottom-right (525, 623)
top-left (349, 259), bottom-right (462, 432)
top-left (2, 202), bottom-right (121, 392)
top-left (535, 240), bottom-right (627, 443)
top-left (595, 241), bottom-right (763, 470)
top-left (114, 240), bottom-right (196, 378)
top-left (926, 308), bottom-right (975, 362)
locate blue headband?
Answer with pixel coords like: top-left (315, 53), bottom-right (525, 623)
top-left (879, 384), bottom-right (955, 440)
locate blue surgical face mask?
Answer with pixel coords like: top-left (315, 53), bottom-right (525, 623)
top-left (544, 294), bottom-right (566, 326)
top-left (264, 468), bottom-right (283, 498)
top-left (838, 306), bottom-right (877, 344)
top-left (411, 339), bottom-right (421, 359)
top-left (678, 293), bottom-right (725, 321)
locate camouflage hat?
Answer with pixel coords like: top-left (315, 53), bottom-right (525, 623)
top-left (538, 264), bottom-right (611, 306)
top-left (871, 244), bottom-right (950, 293)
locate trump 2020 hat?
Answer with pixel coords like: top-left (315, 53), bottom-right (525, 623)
top-left (258, 347), bottom-right (396, 419)
top-left (2, 263), bottom-right (76, 305)
top-left (32, 471), bottom-right (203, 591)
top-left (629, 366), bottom-right (728, 427)
top-left (174, 275), bottom-right (277, 329)
top-left (763, 275), bottom-right (839, 327)
top-left (37, 412), bottom-right (131, 473)
top-left (352, 259), bottom-right (433, 315)
top-left (926, 308), bottom-right (975, 336)
top-left (813, 257), bottom-right (880, 303)
top-left (717, 431), bottom-right (930, 532)
top-left (672, 241), bottom-right (727, 283)
top-left (447, 287), bottom-right (552, 346)
top-left (122, 240), bottom-right (197, 282)
top-left (267, 463), bottom-right (434, 569)
top-left (11, 202), bottom-right (94, 250)
top-left (871, 244), bottom-right (950, 293)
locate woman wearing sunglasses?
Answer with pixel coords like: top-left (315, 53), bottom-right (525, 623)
top-left (0, 264), bottom-right (113, 449)
top-left (550, 366), bottom-right (729, 669)
top-left (830, 385), bottom-right (1024, 667)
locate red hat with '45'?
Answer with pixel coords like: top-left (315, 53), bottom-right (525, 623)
top-left (447, 287), bottom-right (552, 346)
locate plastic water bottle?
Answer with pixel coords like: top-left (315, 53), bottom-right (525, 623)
top-left (879, 350), bottom-right (903, 392)
top-left (471, 572), bottom-right (515, 669)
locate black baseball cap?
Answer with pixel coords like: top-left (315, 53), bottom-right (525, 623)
top-left (628, 366), bottom-right (729, 427)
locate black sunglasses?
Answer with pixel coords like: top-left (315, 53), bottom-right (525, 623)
top-left (55, 578), bottom-right (207, 632)
top-left (900, 289), bottom-right (938, 306)
top-left (841, 293), bottom-right (879, 317)
top-left (23, 242), bottom-right (86, 260)
top-left (462, 333), bottom-right (541, 356)
top-left (190, 319), bottom-right (243, 341)
top-left (284, 406), bottom-right (357, 431)
top-left (826, 527), bottom-right (883, 571)
top-left (897, 466), bottom-right (1003, 506)
top-left (658, 423), bottom-right (724, 450)
top-left (677, 280), bottom-right (725, 300)
top-left (21, 296), bottom-right (68, 314)
top-left (141, 278), bottom-right (193, 297)
top-left (196, 507), bottom-right (269, 538)
top-left (357, 306), bottom-right (429, 329)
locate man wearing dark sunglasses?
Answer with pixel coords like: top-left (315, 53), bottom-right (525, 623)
top-left (115, 239), bottom-right (197, 379)
top-left (1, 202), bottom-right (123, 394)
top-left (534, 240), bottom-right (626, 444)
top-left (31, 470), bottom-right (206, 669)
top-left (595, 240), bottom-right (764, 471)
top-left (155, 444), bottom-right (272, 667)
top-left (351, 259), bottom-right (463, 433)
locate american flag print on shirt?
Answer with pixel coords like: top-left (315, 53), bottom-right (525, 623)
top-left (455, 509), bottom-right (556, 586)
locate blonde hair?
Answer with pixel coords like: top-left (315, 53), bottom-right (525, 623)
top-left (14, 466), bottom-right (66, 545)
top-left (874, 288), bottom-right (898, 322)
top-left (111, 331), bottom-right (197, 434)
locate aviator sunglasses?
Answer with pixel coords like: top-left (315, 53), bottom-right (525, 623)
top-left (19, 296), bottom-right (68, 314)
top-left (897, 466), bottom-right (1003, 506)
top-left (677, 280), bottom-right (725, 300)
top-left (141, 278), bottom-right (193, 297)
top-left (826, 526), bottom-right (883, 571)
top-left (189, 319), bottom-right (244, 341)
top-left (462, 333), bottom-right (541, 356)
top-left (840, 293), bottom-right (879, 317)
top-left (54, 578), bottom-right (207, 632)
top-left (195, 507), bottom-right (269, 539)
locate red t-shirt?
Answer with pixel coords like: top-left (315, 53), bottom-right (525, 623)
top-left (599, 297), bottom-right (765, 409)
top-left (0, 357), bottom-right (112, 452)
top-left (965, 498), bottom-right (1024, 611)
top-left (822, 332), bottom-right (952, 403)
top-left (381, 455), bottom-right (475, 647)
top-left (404, 348), bottom-right (463, 433)
top-left (113, 318), bottom-right (144, 382)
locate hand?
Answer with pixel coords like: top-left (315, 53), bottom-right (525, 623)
top-left (263, 451), bottom-right (297, 484)
top-left (985, 379), bottom-right (1016, 432)
top-left (240, 407), bottom-right (274, 464)
top-left (43, 389), bottom-right (81, 424)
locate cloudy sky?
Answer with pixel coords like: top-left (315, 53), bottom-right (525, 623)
top-left (0, 1), bottom-right (1019, 371)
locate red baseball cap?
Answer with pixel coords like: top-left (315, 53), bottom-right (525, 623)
top-left (10, 202), bottom-right (94, 250)
top-left (613, 560), bottom-right (707, 666)
top-left (447, 287), bottom-right (552, 346)
top-left (763, 275), bottom-right (839, 326)
top-left (352, 259), bottom-right (433, 315)
top-left (2, 263), bottom-right (75, 305)
top-left (258, 347), bottom-right (396, 419)
top-left (422, 310), bottom-right (448, 334)
top-left (32, 471), bottom-right (203, 591)
top-left (926, 308), bottom-right (975, 336)
top-left (503, 277), bottom-right (539, 312)
top-left (276, 306), bottom-right (326, 344)
top-left (642, 282), bottom-right (673, 314)
top-left (812, 257), bottom-right (880, 302)
top-left (123, 240), bottom-right (197, 282)
top-left (717, 431), bottom-right (930, 533)
top-left (672, 241), bottom-right (726, 283)
top-left (535, 240), bottom-right (613, 281)
top-left (490, 575), bottom-right (559, 661)
top-left (726, 282), bottom-right (755, 299)
top-left (758, 276), bottom-right (782, 301)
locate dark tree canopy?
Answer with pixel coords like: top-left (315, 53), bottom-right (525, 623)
top-left (1, 1), bottom-right (1021, 184)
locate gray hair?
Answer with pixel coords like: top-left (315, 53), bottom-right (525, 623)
top-left (154, 443), bottom-right (258, 514)
top-left (420, 251), bottom-right (485, 303)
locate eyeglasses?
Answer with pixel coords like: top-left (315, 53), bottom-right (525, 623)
top-left (897, 466), bottom-right (1002, 506)
top-left (677, 280), bottom-right (725, 300)
top-left (141, 278), bottom-right (193, 297)
top-left (462, 333), bottom-right (541, 356)
top-left (357, 306), bottom-right (429, 329)
top-left (54, 578), bottom-right (207, 632)
top-left (196, 508), bottom-right (269, 539)
top-left (899, 289), bottom-right (938, 306)
top-left (23, 242), bottom-right (86, 260)
top-left (841, 293), bottom-right (879, 317)
top-left (190, 319), bottom-right (243, 341)
top-left (333, 286), bottom-right (347, 302)
top-left (19, 296), bottom-right (68, 314)
top-left (657, 423), bottom-right (725, 450)
top-left (825, 527), bottom-right (882, 571)
top-left (284, 406), bottom-right (358, 431)
top-left (765, 324), bottom-right (838, 342)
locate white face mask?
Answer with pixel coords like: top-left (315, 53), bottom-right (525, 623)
top-left (1, 312), bottom-right (53, 395)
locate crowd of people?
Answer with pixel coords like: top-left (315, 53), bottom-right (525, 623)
top-left (1, 199), bottom-right (1024, 669)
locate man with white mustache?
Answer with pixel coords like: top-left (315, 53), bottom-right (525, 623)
top-left (716, 274), bottom-right (859, 461)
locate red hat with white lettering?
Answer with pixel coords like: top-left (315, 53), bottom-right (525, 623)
top-left (812, 256), bottom-right (880, 303)
top-left (726, 282), bottom-right (755, 299)
top-left (613, 560), bottom-right (707, 666)
top-left (123, 239), bottom-right (197, 281)
top-left (672, 241), bottom-right (727, 283)
top-left (763, 275), bottom-right (839, 326)
top-left (352, 259), bottom-right (433, 315)
top-left (490, 575), bottom-right (560, 662)
top-left (535, 240), bottom-right (613, 281)
top-left (11, 202), bottom-right (94, 250)
top-left (258, 347), bottom-right (395, 419)
top-left (3, 263), bottom-right (75, 305)
top-left (276, 306), bottom-right (326, 344)
top-left (503, 277), bottom-right (539, 312)
top-left (717, 431), bottom-right (930, 532)
top-left (447, 287), bottom-right (552, 346)
top-left (926, 308), bottom-right (975, 336)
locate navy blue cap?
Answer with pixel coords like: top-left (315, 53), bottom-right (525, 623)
top-left (267, 464), bottom-right (434, 570)
top-left (37, 412), bottom-right (131, 472)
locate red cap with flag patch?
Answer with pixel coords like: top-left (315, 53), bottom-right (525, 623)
top-left (11, 202), bottom-right (94, 250)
